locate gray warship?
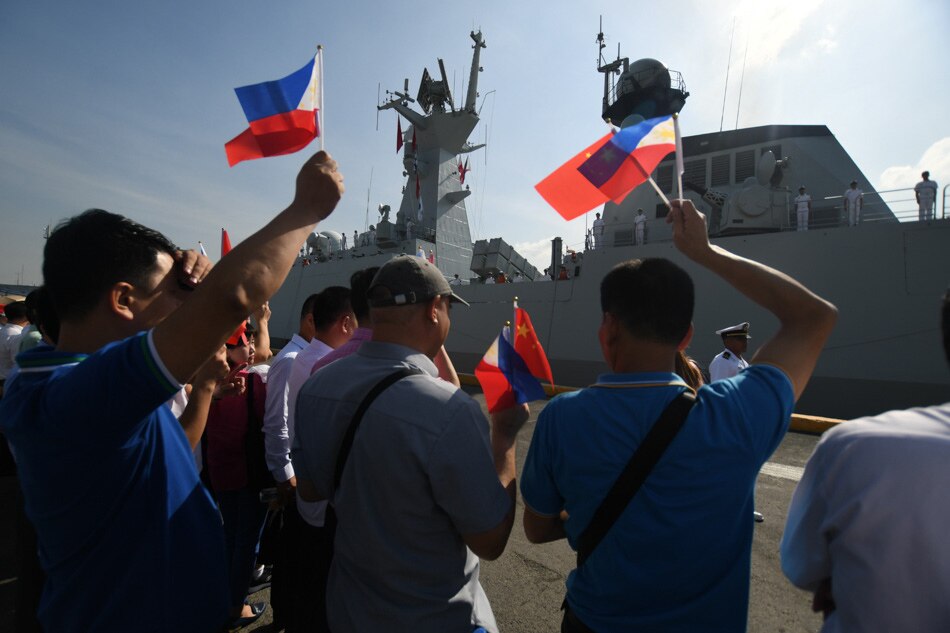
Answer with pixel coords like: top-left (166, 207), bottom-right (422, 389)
top-left (268, 30), bottom-right (950, 419)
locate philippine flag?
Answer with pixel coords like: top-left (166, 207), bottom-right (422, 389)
top-left (577, 115), bottom-right (675, 203)
top-left (225, 53), bottom-right (321, 167)
top-left (475, 309), bottom-right (553, 413)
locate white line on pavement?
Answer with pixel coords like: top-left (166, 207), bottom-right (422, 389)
top-left (760, 462), bottom-right (804, 482)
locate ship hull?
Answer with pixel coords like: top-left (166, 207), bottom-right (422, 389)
top-left (270, 219), bottom-right (949, 419)
top-left (439, 219), bottom-right (950, 419)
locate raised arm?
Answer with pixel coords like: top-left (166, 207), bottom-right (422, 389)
top-left (252, 302), bottom-right (273, 363)
top-left (153, 152), bottom-right (343, 383)
top-left (667, 199), bottom-right (837, 399)
top-left (176, 346), bottom-right (231, 449)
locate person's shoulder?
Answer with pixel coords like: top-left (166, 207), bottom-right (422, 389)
top-left (829, 403), bottom-right (950, 443)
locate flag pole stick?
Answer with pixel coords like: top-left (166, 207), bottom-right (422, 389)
top-left (630, 154), bottom-right (672, 208)
top-left (647, 177), bottom-right (671, 208)
top-left (317, 45), bottom-right (325, 151)
top-left (673, 112), bottom-right (684, 202)
top-left (513, 296), bottom-right (519, 343)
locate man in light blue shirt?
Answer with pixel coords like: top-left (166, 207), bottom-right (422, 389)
top-left (521, 199), bottom-right (837, 632)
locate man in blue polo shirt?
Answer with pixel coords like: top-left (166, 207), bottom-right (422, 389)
top-left (521, 199), bottom-right (837, 632)
top-left (0, 151), bottom-right (344, 632)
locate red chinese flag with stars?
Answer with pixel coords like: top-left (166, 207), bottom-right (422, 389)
top-left (513, 307), bottom-right (553, 385)
top-left (534, 133), bottom-right (614, 221)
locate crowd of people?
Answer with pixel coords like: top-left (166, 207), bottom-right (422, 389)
top-left (0, 149), bottom-right (948, 633)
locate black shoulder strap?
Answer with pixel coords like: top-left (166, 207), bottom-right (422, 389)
top-left (333, 367), bottom-right (423, 489)
top-left (576, 390), bottom-right (696, 567)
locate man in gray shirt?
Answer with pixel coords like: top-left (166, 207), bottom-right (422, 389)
top-left (293, 255), bottom-right (529, 633)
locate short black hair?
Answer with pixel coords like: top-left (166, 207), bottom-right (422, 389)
top-left (349, 267), bottom-right (379, 322)
top-left (34, 286), bottom-right (60, 344)
top-left (300, 293), bottom-right (319, 321)
top-left (3, 301), bottom-right (28, 323)
top-left (43, 209), bottom-right (178, 321)
top-left (311, 286), bottom-right (352, 331)
top-left (600, 258), bottom-right (694, 345)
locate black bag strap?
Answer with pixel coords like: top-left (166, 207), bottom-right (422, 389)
top-left (333, 367), bottom-right (423, 489)
top-left (576, 390), bottom-right (696, 567)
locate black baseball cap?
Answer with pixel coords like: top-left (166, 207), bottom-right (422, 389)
top-left (368, 256), bottom-right (469, 307)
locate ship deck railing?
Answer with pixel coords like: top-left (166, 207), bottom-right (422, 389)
top-left (588, 185), bottom-right (944, 250)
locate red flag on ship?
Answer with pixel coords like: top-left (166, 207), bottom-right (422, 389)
top-left (396, 118), bottom-right (403, 153)
top-left (458, 157), bottom-right (470, 185)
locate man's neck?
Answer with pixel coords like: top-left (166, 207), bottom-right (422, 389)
top-left (56, 318), bottom-right (130, 355)
top-left (608, 338), bottom-right (676, 374)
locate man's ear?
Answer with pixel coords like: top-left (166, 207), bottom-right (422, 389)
top-left (676, 323), bottom-right (694, 352)
top-left (598, 312), bottom-right (622, 370)
top-left (427, 296), bottom-right (441, 323)
top-left (108, 282), bottom-right (137, 322)
top-left (340, 312), bottom-right (355, 335)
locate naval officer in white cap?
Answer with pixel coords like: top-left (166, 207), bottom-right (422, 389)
top-left (709, 322), bottom-right (751, 382)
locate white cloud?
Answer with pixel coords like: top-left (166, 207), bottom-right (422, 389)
top-left (734, 0), bottom-right (826, 69)
top-left (878, 137), bottom-right (950, 191)
top-left (810, 25), bottom-right (839, 57)
top-left (512, 237), bottom-right (557, 273)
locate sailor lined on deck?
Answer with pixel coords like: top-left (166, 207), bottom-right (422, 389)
top-left (794, 186), bottom-right (812, 231)
top-left (592, 212), bottom-right (605, 248)
top-left (915, 170), bottom-right (938, 222)
top-left (843, 180), bottom-right (863, 227)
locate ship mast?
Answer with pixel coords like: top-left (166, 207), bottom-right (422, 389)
top-left (465, 30), bottom-right (486, 113)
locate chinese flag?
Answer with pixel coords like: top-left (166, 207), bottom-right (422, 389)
top-left (513, 308), bottom-right (554, 385)
top-left (535, 133), bottom-right (613, 221)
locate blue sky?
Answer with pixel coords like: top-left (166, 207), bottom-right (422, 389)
top-left (1, 0), bottom-right (948, 286)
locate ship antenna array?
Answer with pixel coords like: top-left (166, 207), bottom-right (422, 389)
top-left (719, 17), bottom-right (736, 133)
top-left (734, 39), bottom-right (749, 130)
top-left (596, 15), bottom-right (606, 67)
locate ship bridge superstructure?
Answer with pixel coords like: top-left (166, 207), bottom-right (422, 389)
top-left (375, 30), bottom-right (488, 281)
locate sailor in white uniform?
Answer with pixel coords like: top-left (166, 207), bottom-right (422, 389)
top-left (634, 208), bottom-right (647, 245)
top-left (793, 186), bottom-right (811, 231)
top-left (843, 180), bottom-right (863, 227)
top-left (709, 322), bottom-right (751, 382)
top-left (915, 171), bottom-right (938, 221)
top-left (710, 321), bottom-right (763, 523)
top-left (592, 212), bottom-right (605, 249)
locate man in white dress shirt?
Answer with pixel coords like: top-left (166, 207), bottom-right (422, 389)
top-left (782, 290), bottom-right (950, 632)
